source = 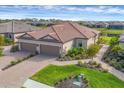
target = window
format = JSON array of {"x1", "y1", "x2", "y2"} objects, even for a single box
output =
[
  {"x1": 78, "y1": 42, "x2": 82, "y2": 47},
  {"x1": 9, "y1": 34, "x2": 12, "y2": 38}
]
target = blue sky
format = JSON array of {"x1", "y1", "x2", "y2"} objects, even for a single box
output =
[{"x1": 0, "y1": 5, "x2": 124, "y2": 21}]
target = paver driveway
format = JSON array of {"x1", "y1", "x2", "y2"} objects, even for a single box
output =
[
  {"x1": 0, "y1": 55, "x2": 56, "y2": 88},
  {"x1": 0, "y1": 46, "x2": 30, "y2": 69}
]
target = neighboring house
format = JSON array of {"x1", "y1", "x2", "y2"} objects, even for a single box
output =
[
  {"x1": 17, "y1": 22, "x2": 99, "y2": 56},
  {"x1": 119, "y1": 34, "x2": 124, "y2": 49},
  {"x1": 31, "y1": 21, "x2": 54, "y2": 26},
  {"x1": 95, "y1": 22, "x2": 109, "y2": 28},
  {"x1": 108, "y1": 22, "x2": 124, "y2": 29},
  {"x1": 0, "y1": 21, "x2": 38, "y2": 41},
  {"x1": 82, "y1": 21, "x2": 97, "y2": 28}
]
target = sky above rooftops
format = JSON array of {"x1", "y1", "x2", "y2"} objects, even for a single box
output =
[{"x1": 0, "y1": 5, "x2": 124, "y2": 21}]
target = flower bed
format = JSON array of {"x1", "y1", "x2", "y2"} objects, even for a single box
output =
[
  {"x1": 103, "y1": 44, "x2": 124, "y2": 73},
  {"x1": 55, "y1": 75, "x2": 89, "y2": 88},
  {"x1": 57, "y1": 44, "x2": 101, "y2": 61},
  {"x1": 77, "y1": 60, "x2": 108, "y2": 73}
]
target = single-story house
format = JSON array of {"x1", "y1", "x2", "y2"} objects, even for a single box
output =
[
  {"x1": 31, "y1": 21, "x2": 54, "y2": 26},
  {"x1": 17, "y1": 22, "x2": 100, "y2": 56},
  {"x1": 119, "y1": 34, "x2": 124, "y2": 49},
  {"x1": 108, "y1": 22, "x2": 124, "y2": 29},
  {"x1": 94, "y1": 22, "x2": 109, "y2": 28},
  {"x1": 0, "y1": 21, "x2": 38, "y2": 41}
]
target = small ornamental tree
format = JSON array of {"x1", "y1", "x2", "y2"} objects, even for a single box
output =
[{"x1": 87, "y1": 44, "x2": 100, "y2": 60}]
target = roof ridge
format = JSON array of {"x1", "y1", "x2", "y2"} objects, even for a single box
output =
[
  {"x1": 68, "y1": 22, "x2": 88, "y2": 38},
  {"x1": 51, "y1": 26, "x2": 63, "y2": 43}
]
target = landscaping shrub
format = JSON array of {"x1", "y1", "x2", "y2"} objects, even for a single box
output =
[
  {"x1": 67, "y1": 48, "x2": 79, "y2": 57},
  {"x1": 4, "y1": 37, "x2": 13, "y2": 45},
  {"x1": 77, "y1": 60, "x2": 83, "y2": 67},
  {"x1": 0, "y1": 48, "x2": 4, "y2": 56},
  {"x1": 0, "y1": 35, "x2": 4, "y2": 46},
  {"x1": 75, "y1": 55, "x2": 82, "y2": 60},
  {"x1": 10, "y1": 61, "x2": 17, "y2": 65},
  {"x1": 87, "y1": 44, "x2": 101, "y2": 59},
  {"x1": 111, "y1": 45, "x2": 122, "y2": 52},
  {"x1": 58, "y1": 44, "x2": 101, "y2": 61},
  {"x1": 103, "y1": 44, "x2": 124, "y2": 72},
  {"x1": 0, "y1": 35, "x2": 14, "y2": 46},
  {"x1": 92, "y1": 61, "x2": 98, "y2": 65},
  {"x1": 102, "y1": 69, "x2": 108, "y2": 73},
  {"x1": 97, "y1": 36, "x2": 118, "y2": 45},
  {"x1": 95, "y1": 63, "x2": 101, "y2": 68}
]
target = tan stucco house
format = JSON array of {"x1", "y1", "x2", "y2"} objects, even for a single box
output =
[{"x1": 17, "y1": 22, "x2": 99, "y2": 56}]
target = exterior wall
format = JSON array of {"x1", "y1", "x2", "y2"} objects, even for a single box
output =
[
  {"x1": 87, "y1": 37, "x2": 95, "y2": 47},
  {"x1": 62, "y1": 37, "x2": 96, "y2": 54},
  {"x1": 62, "y1": 40, "x2": 74, "y2": 53}
]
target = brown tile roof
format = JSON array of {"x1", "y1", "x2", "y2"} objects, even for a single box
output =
[
  {"x1": 24, "y1": 22, "x2": 98, "y2": 43},
  {"x1": 0, "y1": 21, "x2": 38, "y2": 34}
]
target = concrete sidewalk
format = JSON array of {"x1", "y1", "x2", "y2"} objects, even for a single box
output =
[{"x1": 23, "y1": 79, "x2": 53, "y2": 88}]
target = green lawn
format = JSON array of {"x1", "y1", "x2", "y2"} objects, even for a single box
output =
[
  {"x1": 31, "y1": 65, "x2": 124, "y2": 88},
  {"x1": 94, "y1": 28, "x2": 124, "y2": 35},
  {"x1": 97, "y1": 36, "x2": 118, "y2": 45}
]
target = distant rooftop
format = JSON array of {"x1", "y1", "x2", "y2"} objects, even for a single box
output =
[{"x1": 0, "y1": 21, "x2": 39, "y2": 34}]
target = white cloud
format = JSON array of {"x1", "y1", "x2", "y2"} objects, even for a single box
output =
[
  {"x1": 106, "y1": 7, "x2": 124, "y2": 14},
  {"x1": 64, "y1": 6, "x2": 124, "y2": 14},
  {"x1": 42, "y1": 5, "x2": 55, "y2": 9}
]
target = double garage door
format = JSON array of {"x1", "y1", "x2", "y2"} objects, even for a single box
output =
[{"x1": 20, "y1": 43, "x2": 60, "y2": 56}]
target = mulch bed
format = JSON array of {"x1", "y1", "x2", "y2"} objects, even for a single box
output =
[{"x1": 55, "y1": 76, "x2": 88, "y2": 88}]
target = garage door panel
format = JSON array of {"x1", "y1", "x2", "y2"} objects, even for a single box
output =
[
  {"x1": 40, "y1": 45, "x2": 60, "y2": 56},
  {"x1": 20, "y1": 43, "x2": 37, "y2": 53}
]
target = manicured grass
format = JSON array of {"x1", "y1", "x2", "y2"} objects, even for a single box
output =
[
  {"x1": 98, "y1": 36, "x2": 118, "y2": 45},
  {"x1": 31, "y1": 65, "x2": 124, "y2": 88},
  {"x1": 94, "y1": 28, "x2": 124, "y2": 35}
]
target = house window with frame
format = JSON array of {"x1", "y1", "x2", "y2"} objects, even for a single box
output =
[
  {"x1": 78, "y1": 42, "x2": 82, "y2": 47},
  {"x1": 9, "y1": 34, "x2": 12, "y2": 39}
]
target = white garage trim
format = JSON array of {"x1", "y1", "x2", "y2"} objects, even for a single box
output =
[{"x1": 18, "y1": 39, "x2": 63, "y2": 47}]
